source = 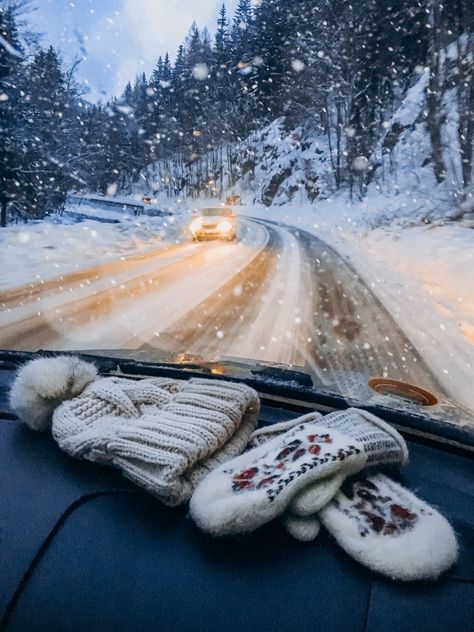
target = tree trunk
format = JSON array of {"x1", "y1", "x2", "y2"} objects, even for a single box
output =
[
  {"x1": 0, "y1": 199, "x2": 7, "y2": 227},
  {"x1": 426, "y1": 2, "x2": 447, "y2": 184},
  {"x1": 459, "y1": 37, "x2": 474, "y2": 188},
  {"x1": 335, "y1": 97, "x2": 345, "y2": 188}
]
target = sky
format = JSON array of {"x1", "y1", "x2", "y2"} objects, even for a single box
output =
[{"x1": 26, "y1": 0, "x2": 239, "y2": 101}]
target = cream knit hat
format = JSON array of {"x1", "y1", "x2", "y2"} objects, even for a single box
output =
[{"x1": 10, "y1": 356, "x2": 260, "y2": 506}]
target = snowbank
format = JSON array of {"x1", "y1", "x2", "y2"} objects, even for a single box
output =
[
  {"x1": 0, "y1": 213, "x2": 183, "y2": 292},
  {"x1": 335, "y1": 222, "x2": 474, "y2": 413}
]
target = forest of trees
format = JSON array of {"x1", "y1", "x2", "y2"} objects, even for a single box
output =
[{"x1": 0, "y1": 0, "x2": 473, "y2": 224}]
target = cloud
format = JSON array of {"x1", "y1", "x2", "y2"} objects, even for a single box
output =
[
  {"x1": 27, "y1": 0, "x2": 238, "y2": 100},
  {"x1": 113, "y1": 0, "x2": 238, "y2": 92},
  {"x1": 123, "y1": 0, "x2": 237, "y2": 59}
]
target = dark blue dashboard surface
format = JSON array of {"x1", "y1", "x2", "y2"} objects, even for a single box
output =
[{"x1": 0, "y1": 360, "x2": 473, "y2": 632}]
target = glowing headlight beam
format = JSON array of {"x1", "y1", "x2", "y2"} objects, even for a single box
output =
[
  {"x1": 218, "y1": 220, "x2": 232, "y2": 232},
  {"x1": 190, "y1": 218, "x2": 202, "y2": 232}
]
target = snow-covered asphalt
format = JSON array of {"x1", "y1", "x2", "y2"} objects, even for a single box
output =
[{"x1": 0, "y1": 217, "x2": 442, "y2": 398}]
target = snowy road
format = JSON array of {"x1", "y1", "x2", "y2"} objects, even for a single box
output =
[{"x1": 0, "y1": 217, "x2": 442, "y2": 398}]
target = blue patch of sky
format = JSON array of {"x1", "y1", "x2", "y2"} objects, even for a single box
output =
[{"x1": 27, "y1": 0, "x2": 238, "y2": 102}]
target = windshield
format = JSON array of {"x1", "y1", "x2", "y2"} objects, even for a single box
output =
[
  {"x1": 199, "y1": 208, "x2": 234, "y2": 216},
  {"x1": 0, "y1": 0, "x2": 473, "y2": 429}
]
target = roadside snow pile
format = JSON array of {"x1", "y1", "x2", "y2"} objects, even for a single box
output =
[
  {"x1": 0, "y1": 214, "x2": 182, "y2": 292},
  {"x1": 238, "y1": 187, "x2": 454, "y2": 232},
  {"x1": 337, "y1": 223, "x2": 474, "y2": 413}
]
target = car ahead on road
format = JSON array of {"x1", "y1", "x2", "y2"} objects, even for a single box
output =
[{"x1": 189, "y1": 207, "x2": 237, "y2": 241}]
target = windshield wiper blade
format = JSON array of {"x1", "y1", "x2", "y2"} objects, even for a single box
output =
[
  {"x1": 0, "y1": 348, "x2": 316, "y2": 388},
  {"x1": 249, "y1": 364, "x2": 314, "y2": 388}
]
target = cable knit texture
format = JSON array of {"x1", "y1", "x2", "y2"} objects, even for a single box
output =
[{"x1": 50, "y1": 374, "x2": 260, "y2": 506}]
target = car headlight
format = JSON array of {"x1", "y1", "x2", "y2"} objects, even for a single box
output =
[
  {"x1": 218, "y1": 219, "x2": 233, "y2": 232},
  {"x1": 190, "y1": 218, "x2": 202, "y2": 232}
]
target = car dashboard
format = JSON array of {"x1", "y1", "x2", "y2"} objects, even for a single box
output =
[{"x1": 0, "y1": 352, "x2": 473, "y2": 632}]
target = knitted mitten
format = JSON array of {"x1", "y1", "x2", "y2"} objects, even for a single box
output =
[
  {"x1": 247, "y1": 416, "x2": 458, "y2": 581},
  {"x1": 246, "y1": 413, "x2": 324, "y2": 447},
  {"x1": 248, "y1": 414, "x2": 334, "y2": 539},
  {"x1": 288, "y1": 410, "x2": 409, "y2": 517},
  {"x1": 283, "y1": 512, "x2": 321, "y2": 542},
  {"x1": 248, "y1": 415, "x2": 346, "y2": 517},
  {"x1": 317, "y1": 473, "x2": 458, "y2": 581},
  {"x1": 189, "y1": 408, "x2": 407, "y2": 536}
]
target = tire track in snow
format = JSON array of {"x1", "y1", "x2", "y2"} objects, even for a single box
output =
[
  {"x1": 292, "y1": 226, "x2": 444, "y2": 397},
  {"x1": 0, "y1": 213, "x2": 448, "y2": 406},
  {"x1": 157, "y1": 222, "x2": 283, "y2": 358},
  {"x1": 158, "y1": 221, "x2": 315, "y2": 367},
  {"x1": 0, "y1": 220, "x2": 268, "y2": 351}
]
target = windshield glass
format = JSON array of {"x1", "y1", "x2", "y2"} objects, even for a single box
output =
[
  {"x1": 0, "y1": 0, "x2": 473, "y2": 429},
  {"x1": 199, "y1": 208, "x2": 233, "y2": 216}
]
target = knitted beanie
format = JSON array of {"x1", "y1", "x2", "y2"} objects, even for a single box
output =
[{"x1": 10, "y1": 356, "x2": 260, "y2": 506}]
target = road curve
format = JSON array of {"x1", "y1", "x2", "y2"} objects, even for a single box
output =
[{"x1": 0, "y1": 216, "x2": 443, "y2": 400}]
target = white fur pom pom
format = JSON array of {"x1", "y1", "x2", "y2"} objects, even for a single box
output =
[{"x1": 10, "y1": 356, "x2": 98, "y2": 431}]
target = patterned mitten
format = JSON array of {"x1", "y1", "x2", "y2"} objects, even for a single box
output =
[
  {"x1": 283, "y1": 512, "x2": 321, "y2": 542},
  {"x1": 318, "y1": 473, "x2": 458, "y2": 581},
  {"x1": 189, "y1": 408, "x2": 408, "y2": 536},
  {"x1": 248, "y1": 414, "x2": 333, "y2": 541}
]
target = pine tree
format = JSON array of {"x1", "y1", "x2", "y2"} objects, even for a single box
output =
[
  {"x1": 232, "y1": 0, "x2": 253, "y2": 40},
  {"x1": 0, "y1": 5, "x2": 24, "y2": 225},
  {"x1": 179, "y1": 24, "x2": 213, "y2": 156},
  {"x1": 20, "y1": 48, "x2": 71, "y2": 214},
  {"x1": 215, "y1": 4, "x2": 229, "y2": 62},
  {"x1": 79, "y1": 104, "x2": 114, "y2": 193},
  {"x1": 250, "y1": 0, "x2": 292, "y2": 120},
  {"x1": 122, "y1": 81, "x2": 133, "y2": 106}
]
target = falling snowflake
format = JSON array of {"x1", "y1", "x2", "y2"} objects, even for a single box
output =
[
  {"x1": 192, "y1": 63, "x2": 209, "y2": 80},
  {"x1": 352, "y1": 156, "x2": 369, "y2": 172},
  {"x1": 291, "y1": 59, "x2": 305, "y2": 72}
]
